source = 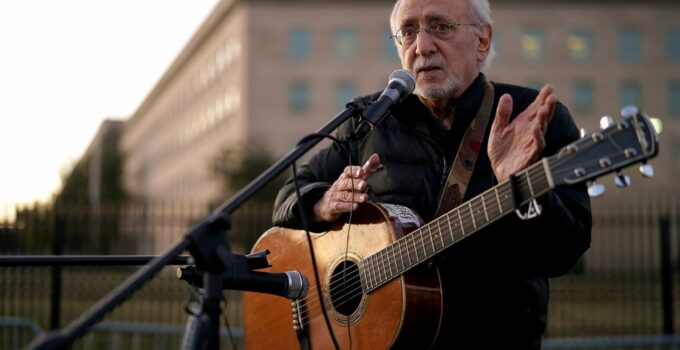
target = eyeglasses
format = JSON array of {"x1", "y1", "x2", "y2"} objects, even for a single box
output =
[{"x1": 390, "y1": 22, "x2": 478, "y2": 47}]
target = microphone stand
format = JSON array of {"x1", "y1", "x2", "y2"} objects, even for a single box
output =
[{"x1": 27, "y1": 102, "x2": 363, "y2": 350}]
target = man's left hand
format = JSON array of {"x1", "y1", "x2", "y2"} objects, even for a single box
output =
[{"x1": 488, "y1": 84, "x2": 557, "y2": 183}]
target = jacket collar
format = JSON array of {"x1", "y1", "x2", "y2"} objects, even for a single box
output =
[{"x1": 391, "y1": 73, "x2": 488, "y2": 135}]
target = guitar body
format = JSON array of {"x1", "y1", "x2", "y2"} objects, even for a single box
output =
[{"x1": 243, "y1": 203, "x2": 442, "y2": 349}]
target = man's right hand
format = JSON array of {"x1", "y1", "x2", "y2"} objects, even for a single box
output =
[{"x1": 313, "y1": 153, "x2": 382, "y2": 222}]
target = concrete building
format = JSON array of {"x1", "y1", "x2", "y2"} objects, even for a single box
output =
[{"x1": 120, "y1": 0, "x2": 680, "y2": 212}]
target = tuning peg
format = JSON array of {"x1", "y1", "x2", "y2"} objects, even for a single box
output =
[
  {"x1": 620, "y1": 105, "x2": 639, "y2": 119},
  {"x1": 600, "y1": 116, "x2": 615, "y2": 129},
  {"x1": 587, "y1": 180, "x2": 605, "y2": 197},
  {"x1": 639, "y1": 162, "x2": 654, "y2": 178},
  {"x1": 614, "y1": 171, "x2": 631, "y2": 188},
  {"x1": 579, "y1": 128, "x2": 588, "y2": 138}
]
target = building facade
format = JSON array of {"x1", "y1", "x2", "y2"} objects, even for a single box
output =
[{"x1": 120, "y1": 0, "x2": 680, "y2": 213}]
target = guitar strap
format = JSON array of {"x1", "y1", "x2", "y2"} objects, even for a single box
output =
[{"x1": 435, "y1": 81, "x2": 495, "y2": 217}]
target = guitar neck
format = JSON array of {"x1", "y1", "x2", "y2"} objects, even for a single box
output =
[{"x1": 360, "y1": 158, "x2": 555, "y2": 293}]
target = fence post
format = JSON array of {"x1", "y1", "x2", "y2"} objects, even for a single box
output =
[
  {"x1": 660, "y1": 214, "x2": 673, "y2": 334},
  {"x1": 50, "y1": 213, "x2": 65, "y2": 330}
]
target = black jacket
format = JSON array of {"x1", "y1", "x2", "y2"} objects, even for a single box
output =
[{"x1": 273, "y1": 74, "x2": 592, "y2": 349}]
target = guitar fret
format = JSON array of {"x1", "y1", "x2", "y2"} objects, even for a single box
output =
[
  {"x1": 389, "y1": 246, "x2": 396, "y2": 277},
  {"x1": 494, "y1": 187, "x2": 503, "y2": 214},
  {"x1": 366, "y1": 257, "x2": 374, "y2": 290},
  {"x1": 481, "y1": 193, "x2": 489, "y2": 222},
  {"x1": 385, "y1": 246, "x2": 392, "y2": 279},
  {"x1": 458, "y1": 209, "x2": 465, "y2": 236},
  {"x1": 378, "y1": 250, "x2": 386, "y2": 284},
  {"x1": 429, "y1": 226, "x2": 437, "y2": 253},
  {"x1": 447, "y1": 213, "x2": 455, "y2": 244},
  {"x1": 397, "y1": 241, "x2": 405, "y2": 273},
  {"x1": 438, "y1": 218, "x2": 446, "y2": 248},
  {"x1": 469, "y1": 202, "x2": 476, "y2": 229},
  {"x1": 525, "y1": 171, "x2": 535, "y2": 197},
  {"x1": 419, "y1": 230, "x2": 428, "y2": 258},
  {"x1": 405, "y1": 236, "x2": 414, "y2": 267}
]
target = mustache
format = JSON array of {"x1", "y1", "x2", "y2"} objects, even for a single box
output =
[{"x1": 412, "y1": 55, "x2": 447, "y2": 73}]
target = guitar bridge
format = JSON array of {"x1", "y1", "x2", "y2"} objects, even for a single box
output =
[{"x1": 291, "y1": 299, "x2": 307, "y2": 332}]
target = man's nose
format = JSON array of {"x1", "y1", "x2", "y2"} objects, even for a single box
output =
[{"x1": 415, "y1": 29, "x2": 438, "y2": 56}]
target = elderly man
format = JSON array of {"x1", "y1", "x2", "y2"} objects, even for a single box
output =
[{"x1": 273, "y1": 0, "x2": 592, "y2": 348}]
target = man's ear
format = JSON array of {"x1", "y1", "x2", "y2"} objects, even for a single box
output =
[{"x1": 477, "y1": 24, "x2": 492, "y2": 62}]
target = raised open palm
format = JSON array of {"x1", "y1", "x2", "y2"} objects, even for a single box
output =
[{"x1": 488, "y1": 84, "x2": 557, "y2": 183}]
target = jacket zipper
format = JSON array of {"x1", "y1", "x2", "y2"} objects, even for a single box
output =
[{"x1": 406, "y1": 127, "x2": 450, "y2": 207}]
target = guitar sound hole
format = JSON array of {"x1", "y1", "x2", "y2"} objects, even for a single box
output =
[{"x1": 329, "y1": 261, "x2": 362, "y2": 317}]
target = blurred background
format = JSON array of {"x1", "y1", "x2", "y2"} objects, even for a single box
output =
[{"x1": 1, "y1": 0, "x2": 679, "y2": 348}]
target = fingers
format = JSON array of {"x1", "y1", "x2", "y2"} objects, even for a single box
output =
[
  {"x1": 363, "y1": 153, "x2": 382, "y2": 176},
  {"x1": 492, "y1": 93, "x2": 513, "y2": 131},
  {"x1": 340, "y1": 153, "x2": 382, "y2": 180},
  {"x1": 535, "y1": 84, "x2": 553, "y2": 106},
  {"x1": 315, "y1": 154, "x2": 382, "y2": 222}
]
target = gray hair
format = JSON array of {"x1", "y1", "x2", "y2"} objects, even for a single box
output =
[{"x1": 390, "y1": 0, "x2": 496, "y2": 71}]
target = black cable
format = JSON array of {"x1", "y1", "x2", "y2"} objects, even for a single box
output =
[
  {"x1": 291, "y1": 129, "x2": 363, "y2": 350},
  {"x1": 293, "y1": 160, "x2": 341, "y2": 350}
]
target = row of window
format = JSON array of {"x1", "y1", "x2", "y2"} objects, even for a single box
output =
[
  {"x1": 571, "y1": 81, "x2": 680, "y2": 115},
  {"x1": 517, "y1": 29, "x2": 680, "y2": 63},
  {"x1": 289, "y1": 81, "x2": 680, "y2": 116},
  {"x1": 288, "y1": 28, "x2": 680, "y2": 63},
  {"x1": 290, "y1": 28, "x2": 398, "y2": 61}
]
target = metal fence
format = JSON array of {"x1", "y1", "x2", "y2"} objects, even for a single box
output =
[{"x1": 1, "y1": 197, "x2": 679, "y2": 349}]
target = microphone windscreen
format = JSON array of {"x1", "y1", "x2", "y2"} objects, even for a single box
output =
[{"x1": 389, "y1": 69, "x2": 416, "y2": 94}]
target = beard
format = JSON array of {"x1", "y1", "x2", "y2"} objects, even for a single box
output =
[{"x1": 411, "y1": 55, "x2": 461, "y2": 99}]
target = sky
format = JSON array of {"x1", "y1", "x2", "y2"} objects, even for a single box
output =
[{"x1": 0, "y1": 0, "x2": 220, "y2": 215}]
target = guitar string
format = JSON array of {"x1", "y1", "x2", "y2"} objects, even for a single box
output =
[{"x1": 252, "y1": 150, "x2": 612, "y2": 329}]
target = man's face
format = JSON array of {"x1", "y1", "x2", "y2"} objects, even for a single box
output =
[{"x1": 393, "y1": 0, "x2": 489, "y2": 100}]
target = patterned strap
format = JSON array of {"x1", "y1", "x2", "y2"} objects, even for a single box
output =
[{"x1": 435, "y1": 81, "x2": 495, "y2": 217}]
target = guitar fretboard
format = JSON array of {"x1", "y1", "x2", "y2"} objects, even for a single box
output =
[{"x1": 358, "y1": 158, "x2": 554, "y2": 293}]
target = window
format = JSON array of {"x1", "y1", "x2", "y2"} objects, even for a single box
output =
[
  {"x1": 335, "y1": 82, "x2": 356, "y2": 110},
  {"x1": 666, "y1": 29, "x2": 680, "y2": 62},
  {"x1": 572, "y1": 82, "x2": 594, "y2": 112},
  {"x1": 619, "y1": 81, "x2": 642, "y2": 108},
  {"x1": 618, "y1": 29, "x2": 641, "y2": 63},
  {"x1": 289, "y1": 28, "x2": 311, "y2": 60},
  {"x1": 669, "y1": 81, "x2": 680, "y2": 116},
  {"x1": 568, "y1": 30, "x2": 593, "y2": 62},
  {"x1": 521, "y1": 30, "x2": 546, "y2": 62},
  {"x1": 289, "y1": 81, "x2": 310, "y2": 113},
  {"x1": 334, "y1": 29, "x2": 358, "y2": 59},
  {"x1": 383, "y1": 30, "x2": 399, "y2": 60}
]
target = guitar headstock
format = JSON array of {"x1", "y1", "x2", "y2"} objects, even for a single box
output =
[{"x1": 550, "y1": 106, "x2": 659, "y2": 195}]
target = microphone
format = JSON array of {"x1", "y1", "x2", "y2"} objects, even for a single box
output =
[
  {"x1": 177, "y1": 266, "x2": 309, "y2": 300},
  {"x1": 359, "y1": 69, "x2": 416, "y2": 129}
]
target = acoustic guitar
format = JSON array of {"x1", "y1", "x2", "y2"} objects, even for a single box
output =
[{"x1": 242, "y1": 108, "x2": 658, "y2": 349}]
